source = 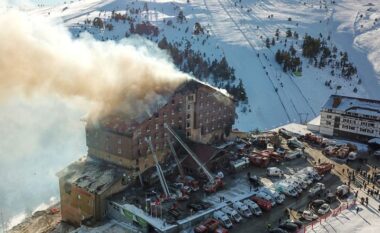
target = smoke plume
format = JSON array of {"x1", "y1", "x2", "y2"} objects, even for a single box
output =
[{"x1": 0, "y1": 8, "x2": 189, "y2": 119}]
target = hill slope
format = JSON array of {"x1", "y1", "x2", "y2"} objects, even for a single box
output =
[{"x1": 30, "y1": 0, "x2": 380, "y2": 130}]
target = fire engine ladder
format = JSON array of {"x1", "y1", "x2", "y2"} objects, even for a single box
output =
[
  {"x1": 164, "y1": 123, "x2": 215, "y2": 184},
  {"x1": 167, "y1": 137, "x2": 185, "y2": 177},
  {"x1": 145, "y1": 137, "x2": 171, "y2": 197}
]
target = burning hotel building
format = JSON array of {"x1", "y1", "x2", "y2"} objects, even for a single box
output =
[{"x1": 57, "y1": 79, "x2": 235, "y2": 226}]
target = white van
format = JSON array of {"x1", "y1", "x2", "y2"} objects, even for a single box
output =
[
  {"x1": 274, "y1": 182, "x2": 298, "y2": 197},
  {"x1": 212, "y1": 210, "x2": 233, "y2": 228},
  {"x1": 267, "y1": 167, "x2": 284, "y2": 177},
  {"x1": 232, "y1": 201, "x2": 252, "y2": 218},
  {"x1": 242, "y1": 199, "x2": 262, "y2": 216},
  {"x1": 221, "y1": 206, "x2": 242, "y2": 223},
  {"x1": 259, "y1": 187, "x2": 285, "y2": 204}
]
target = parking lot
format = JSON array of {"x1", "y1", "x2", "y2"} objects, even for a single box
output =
[{"x1": 221, "y1": 141, "x2": 345, "y2": 233}]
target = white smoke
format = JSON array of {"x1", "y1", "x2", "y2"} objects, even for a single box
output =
[{"x1": 0, "y1": 8, "x2": 189, "y2": 119}]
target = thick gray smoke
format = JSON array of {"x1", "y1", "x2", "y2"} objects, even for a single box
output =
[
  {"x1": 0, "y1": 5, "x2": 189, "y2": 228},
  {"x1": 0, "y1": 9, "x2": 189, "y2": 119}
]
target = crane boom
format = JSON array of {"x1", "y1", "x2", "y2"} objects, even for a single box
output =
[
  {"x1": 167, "y1": 137, "x2": 185, "y2": 177},
  {"x1": 145, "y1": 137, "x2": 171, "y2": 197},
  {"x1": 164, "y1": 123, "x2": 214, "y2": 183}
]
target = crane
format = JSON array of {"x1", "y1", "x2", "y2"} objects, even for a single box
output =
[
  {"x1": 163, "y1": 123, "x2": 223, "y2": 193},
  {"x1": 167, "y1": 137, "x2": 185, "y2": 177},
  {"x1": 145, "y1": 137, "x2": 171, "y2": 198}
]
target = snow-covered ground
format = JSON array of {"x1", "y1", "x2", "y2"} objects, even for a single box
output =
[
  {"x1": 2, "y1": 0, "x2": 380, "y2": 230},
  {"x1": 311, "y1": 189, "x2": 380, "y2": 233},
  {"x1": 27, "y1": 0, "x2": 380, "y2": 131}
]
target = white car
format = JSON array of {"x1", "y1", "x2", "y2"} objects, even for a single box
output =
[
  {"x1": 302, "y1": 210, "x2": 318, "y2": 221},
  {"x1": 267, "y1": 167, "x2": 284, "y2": 177},
  {"x1": 317, "y1": 203, "x2": 330, "y2": 215}
]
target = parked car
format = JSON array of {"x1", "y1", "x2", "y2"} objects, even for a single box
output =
[
  {"x1": 308, "y1": 183, "x2": 325, "y2": 197},
  {"x1": 247, "y1": 172, "x2": 263, "y2": 187},
  {"x1": 295, "y1": 173, "x2": 313, "y2": 185},
  {"x1": 221, "y1": 206, "x2": 242, "y2": 223},
  {"x1": 373, "y1": 150, "x2": 380, "y2": 158},
  {"x1": 276, "y1": 147, "x2": 287, "y2": 156},
  {"x1": 317, "y1": 203, "x2": 330, "y2": 215},
  {"x1": 287, "y1": 137, "x2": 305, "y2": 149},
  {"x1": 274, "y1": 182, "x2": 298, "y2": 197},
  {"x1": 242, "y1": 199, "x2": 262, "y2": 215},
  {"x1": 259, "y1": 187, "x2": 285, "y2": 204},
  {"x1": 269, "y1": 228, "x2": 288, "y2": 233},
  {"x1": 232, "y1": 201, "x2": 252, "y2": 218},
  {"x1": 187, "y1": 203, "x2": 203, "y2": 211},
  {"x1": 279, "y1": 221, "x2": 299, "y2": 232},
  {"x1": 325, "y1": 192, "x2": 337, "y2": 203},
  {"x1": 336, "y1": 185, "x2": 350, "y2": 198},
  {"x1": 285, "y1": 149, "x2": 303, "y2": 160},
  {"x1": 310, "y1": 199, "x2": 326, "y2": 210},
  {"x1": 267, "y1": 167, "x2": 284, "y2": 177},
  {"x1": 213, "y1": 210, "x2": 233, "y2": 229},
  {"x1": 302, "y1": 210, "x2": 318, "y2": 221}
]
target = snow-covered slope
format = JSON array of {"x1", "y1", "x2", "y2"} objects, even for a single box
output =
[{"x1": 28, "y1": 0, "x2": 380, "y2": 131}]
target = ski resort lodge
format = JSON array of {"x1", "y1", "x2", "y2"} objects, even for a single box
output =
[
  {"x1": 57, "y1": 79, "x2": 235, "y2": 226},
  {"x1": 319, "y1": 95, "x2": 380, "y2": 141}
]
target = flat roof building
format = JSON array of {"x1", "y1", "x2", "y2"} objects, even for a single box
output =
[
  {"x1": 57, "y1": 156, "x2": 131, "y2": 226},
  {"x1": 319, "y1": 95, "x2": 380, "y2": 141}
]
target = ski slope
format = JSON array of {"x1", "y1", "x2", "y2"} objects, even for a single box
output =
[{"x1": 28, "y1": 0, "x2": 380, "y2": 131}]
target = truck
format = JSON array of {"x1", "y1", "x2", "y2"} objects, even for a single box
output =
[
  {"x1": 221, "y1": 206, "x2": 242, "y2": 223},
  {"x1": 194, "y1": 218, "x2": 228, "y2": 233},
  {"x1": 232, "y1": 201, "x2": 252, "y2": 218},
  {"x1": 242, "y1": 199, "x2": 263, "y2": 215},
  {"x1": 251, "y1": 191, "x2": 276, "y2": 206},
  {"x1": 302, "y1": 133, "x2": 325, "y2": 147},
  {"x1": 212, "y1": 210, "x2": 233, "y2": 229},
  {"x1": 313, "y1": 163, "x2": 333, "y2": 175},
  {"x1": 230, "y1": 157, "x2": 250, "y2": 171},
  {"x1": 250, "y1": 195, "x2": 272, "y2": 211},
  {"x1": 248, "y1": 153, "x2": 270, "y2": 168}
]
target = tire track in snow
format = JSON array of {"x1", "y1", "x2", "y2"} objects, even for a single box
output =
[
  {"x1": 226, "y1": 0, "x2": 318, "y2": 118},
  {"x1": 208, "y1": 0, "x2": 292, "y2": 122}
]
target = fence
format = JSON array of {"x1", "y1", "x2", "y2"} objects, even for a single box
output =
[{"x1": 296, "y1": 200, "x2": 356, "y2": 233}]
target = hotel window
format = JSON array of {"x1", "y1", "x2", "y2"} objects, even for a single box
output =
[
  {"x1": 118, "y1": 138, "x2": 122, "y2": 144},
  {"x1": 326, "y1": 115, "x2": 332, "y2": 119},
  {"x1": 156, "y1": 124, "x2": 159, "y2": 130},
  {"x1": 118, "y1": 148, "x2": 122, "y2": 154}
]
